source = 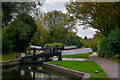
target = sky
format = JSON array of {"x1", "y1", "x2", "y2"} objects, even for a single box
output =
[{"x1": 41, "y1": 0, "x2": 97, "y2": 39}]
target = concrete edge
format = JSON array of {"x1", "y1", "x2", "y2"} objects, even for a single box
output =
[{"x1": 42, "y1": 62, "x2": 90, "y2": 79}]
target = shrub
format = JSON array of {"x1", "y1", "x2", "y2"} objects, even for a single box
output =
[
  {"x1": 76, "y1": 39, "x2": 83, "y2": 48},
  {"x1": 81, "y1": 39, "x2": 98, "y2": 51},
  {"x1": 2, "y1": 32, "x2": 13, "y2": 54},
  {"x1": 82, "y1": 42, "x2": 89, "y2": 48},
  {"x1": 89, "y1": 39, "x2": 98, "y2": 51},
  {"x1": 98, "y1": 36, "x2": 106, "y2": 57},
  {"x1": 98, "y1": 28, "x2": 120, "y2": 58}
]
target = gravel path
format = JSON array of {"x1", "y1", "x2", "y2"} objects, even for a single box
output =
[{"x1": 88, "y1": 53, "x2": 119, "y2": 79}]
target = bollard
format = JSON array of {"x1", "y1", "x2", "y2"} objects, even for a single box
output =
[{"x1": 58, "y1": 52, "x2": 62, "y2": 61}]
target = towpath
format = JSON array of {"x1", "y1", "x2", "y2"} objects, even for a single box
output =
[{"x1": 89, "y1": 53, "x2": 119, "y2": 79}]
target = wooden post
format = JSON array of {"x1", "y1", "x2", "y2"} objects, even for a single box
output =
[
  {"x1": 29, "y1": 50, "x2": 30, "y2": 54},
  {"x1": 46, "y1": 45, "x2": 49, "y2": 51},
  {"x1": 33, "y1": 48, "x2": 36, "y2": 55},
  {"x1": 53, "y1": 47, "x2": 55, "y2": 52},
  {"x1": 58, "y1": 52, "x2": 62, "y2": 61},
  {"x1": 33, "y1": 72, "x2": 35, "y2": 80}
]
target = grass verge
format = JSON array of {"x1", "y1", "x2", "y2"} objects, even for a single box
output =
[
  {"x1": 47, "y1": 61, "x2": 107, "y2": 78},
  {"x1": 112, "y1": 58, "x2": 120, "y2": 63},
  {"x1": 2, "y1": 50, "x2": 39, "y2": 62}
]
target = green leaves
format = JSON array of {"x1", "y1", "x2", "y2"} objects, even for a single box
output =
[
  {"x1": 98, "y1": 28, "x2": 120, "y2": 58},
  {"x1": 2, "y1": 31, "x2": 13, "y2": 54},
  {"x1": 66, "y1": 2, "x2": 120, "y2": 37},
  {"x1": 2, "y1": 2, "x2": 37, "y2": 26},
  {"x1": 5, "y1": 13, "x2": 37, "y2": 52}
]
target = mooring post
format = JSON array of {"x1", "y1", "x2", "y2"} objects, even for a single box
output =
[{"x1": 58, "y1": 52, "x2": 62, "y2": 61}]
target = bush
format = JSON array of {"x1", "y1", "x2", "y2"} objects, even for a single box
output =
[
  {"x1": 82, "y1": 42, "x2": 89, "y2": 48},
  {"x1": 76, "y1": 39, "x2": 83, "y2": 48},
  {"x1": 98, "y1": 36, "x2": 106, "y2": 57},
  {"x1": 89, "y1": 39, "x2": 98, "y2": 51},
  {"x1": 2, "y1": 32, "x2": 13, "y2": 54},
  {"x1": 98, "y1": 28, "x2": 120, "y2": 58}
]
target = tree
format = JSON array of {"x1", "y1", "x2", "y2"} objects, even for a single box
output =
[
  {"x1": 84, "y1": 36, "x2": 88, "y2": 40},
  {"x1": 31, "y1": 16, "x2": 49, "y2": 46},
  {"x1": 93, "y1": 31, "x2": 102, "y2": 40},
  {"x1": 66, "y1": 2, "x2": 120, "y2": 36},
  {"x1": 6, "y1": 13, "x2": 37, "y2": 52},
  {"x1": 2, "y1": 2, "x2": 42, "y2": 26},
  {"x1": 98, "y1": 28, "x2": 120, "y2": 58},
  {"x1": 43, "y1": 10, "x2": 76, "y2": 43}
]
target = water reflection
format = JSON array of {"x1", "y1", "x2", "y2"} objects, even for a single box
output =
[{"x1": 2, "y1": 64, "x2": 71, "y2": 80}]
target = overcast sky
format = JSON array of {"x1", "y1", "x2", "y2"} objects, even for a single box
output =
[{"x1": 41, "y1": 1, "x2": 97, "y2": 39}]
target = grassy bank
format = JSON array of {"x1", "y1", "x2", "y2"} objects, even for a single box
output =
[
  {"x1": 2, "y1": 52, "x2": 21, "y2": 62},
  {"x1": 2, "y1": 50, "x2": 39, "y2": 62},
  {"x1": 48, "y1": 61, "x2": 107, "y2": 78},
  {"x1": 48, "y1": 52, "x2": 107, "y2": 78}
]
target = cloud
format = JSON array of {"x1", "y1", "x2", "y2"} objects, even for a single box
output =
[
  {"x1": 45, "y1": 0, "x2": 69, "y2": 3},
  {"x1": 43, "y1": 0, "x2": 67, "y2": 12},
  {"x1": 62, "y1": 10, "x2": 67, "y2": 13},
  {"x1": 76, "y1": 25, "x2": 97, "y2": 39}
]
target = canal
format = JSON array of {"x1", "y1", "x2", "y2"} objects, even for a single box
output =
[{"x1": 2, "y1": 64, "x2": 82, "y2": 80}]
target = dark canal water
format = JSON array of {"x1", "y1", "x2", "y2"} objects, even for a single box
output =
[{"x1": 2, "y1": 64, "x2": 76, "y2": 80}]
